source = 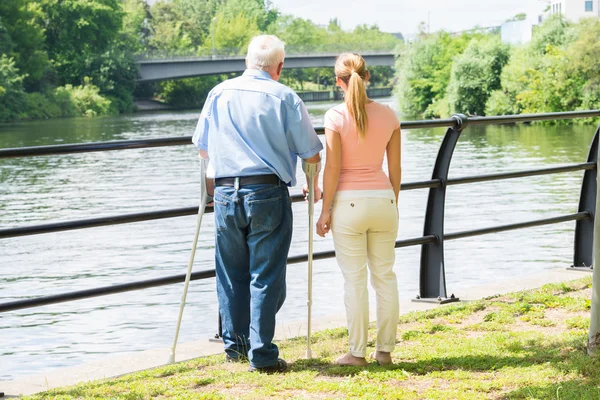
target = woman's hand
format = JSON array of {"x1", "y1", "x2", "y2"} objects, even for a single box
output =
[{"x1": 316, "y1": 211, "x2": 331, "y2": 237}]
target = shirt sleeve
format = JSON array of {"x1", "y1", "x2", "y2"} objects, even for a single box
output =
[
  {"x1": 285, "y1": 100, "x2": 323, "y2": 159},
  {"x1": 323, "y1": 108, "x2": 342, "y2": 133},
  {"x1": 192, "y1": 90, "x2": 216, "y2": 151},
  {"x1": 387, "y1": 105, "x2": 400, "y2": 130}
]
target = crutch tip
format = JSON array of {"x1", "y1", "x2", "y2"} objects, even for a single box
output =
[{"x1": 168, "y1": 352, "x2": 175, "y2": 364}]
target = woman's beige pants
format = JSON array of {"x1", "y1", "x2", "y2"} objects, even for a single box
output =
[{"x1": 332, "y1": 196, "x2": 399, "y2": 357}]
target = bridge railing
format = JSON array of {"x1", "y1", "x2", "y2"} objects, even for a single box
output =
[
  {"x1": 135, "y1": 47, "x2": 398, "y2": 62},
  {"x1": 0, "y1": 110, "x2": 597, "y2": 317}
]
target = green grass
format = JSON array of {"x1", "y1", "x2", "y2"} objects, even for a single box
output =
[{"x1": 25, "y1": 277, "x2": 600, "y2": 400}]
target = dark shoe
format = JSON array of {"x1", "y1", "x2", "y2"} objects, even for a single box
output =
[{"x1": 248, "y1": 358, "x2": 288, "y2": 373}]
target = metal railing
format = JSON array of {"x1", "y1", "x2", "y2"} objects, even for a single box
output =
[
  {"x1": 135, "y1": 47, "x2": 398, "y2": 62},
  {"x1": 0, "y1": 110, "x2": 597, "y2": 317}
]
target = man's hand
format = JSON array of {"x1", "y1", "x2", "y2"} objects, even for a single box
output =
[{"x1": 302, "y1": 184, "x2": 322, "y2": 203}]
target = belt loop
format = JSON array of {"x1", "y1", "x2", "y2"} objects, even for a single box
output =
[{"x1": 234, "y1": 177, "x2": 240, "y2": 191}]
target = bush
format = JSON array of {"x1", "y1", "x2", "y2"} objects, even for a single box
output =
[
  {"x1": 57, "y1": 79, "x2": 114, "y2": 117},
  {"x1": 424, "y1": 97, "x2": 450, "y2": 119},
  {"x1": 158, "y1": 76, "x2": 220, "y2": 108},
  {"x1": 24, "y1": 92, "x2": 62, "y2": 119},
  {"x1": 52, "y1": 86, "x2": 77, "y2": 117},
  {"x1": 485, "y1": 90, "x2": 515, "y2": 116}
]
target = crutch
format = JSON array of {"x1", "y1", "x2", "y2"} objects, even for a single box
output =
[
  {"x1": 169, "y1": 157, "x2": 210, "y2": 364},
  {"x1": 302, "y1": 160, "x2": 321, "y2": 359}
]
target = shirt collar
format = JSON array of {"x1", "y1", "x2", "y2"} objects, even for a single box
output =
[{"x1": 243, "y1": 69, "x2": 273, "y2": 80}]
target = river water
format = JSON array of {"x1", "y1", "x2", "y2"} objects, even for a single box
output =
[{"x1": 0, "y1": 98, "x2": 596, "y2": 380}]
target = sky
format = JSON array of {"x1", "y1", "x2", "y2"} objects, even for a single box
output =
[{"x1": 269, "y1": 0, "x2": 547, "y2": 35}]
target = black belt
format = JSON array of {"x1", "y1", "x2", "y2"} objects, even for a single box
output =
[{"x1": 214, "y1": 174, "x2": 282, "y2": 187}]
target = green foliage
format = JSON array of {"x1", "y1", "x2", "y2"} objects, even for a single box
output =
[
  {"x1": 0, "y1": 17, "x2": 14, "y2": 56},
  {"x1": 212, "y1": 11, "x2": 260, "y2": 55},
  {"x1": 530, "y1": 15, "x2": 576, "y2": 55},
  {"x1": 39, "y1": 0, "x2": 124, "y2": 85},
  {"x1": 395, "y1": 32, "x2": 475, "y2": 116},
  {"x1": 20, "y1": 277, "x2": 600, "y2": 400},
  {"x1": 149, "y1": 0, "x2": 220, "y2": 52},
  {"x1": 0, "y1": 0, "x2": 50, "y2": 90},
  {"x1": 2, "y1": 0, "x2": 402, "y2": 121},
  {"x1": 148, "y1": 1, "x2": 193, "y2": 51},
  {"x1": 56, "y1": 78, "x2": 114, "y2": 117},
  {"x1": 25, "y1": 92, "x2": 63, "y2": 119},
  {"x1": 158, "y1": 76, "x2": 221, "y2": 108},
  {"x1": 399, "y1": 15, "x2": 600, "y2": 119},
  {"x1": 566, "y1": 316, "x2": 590, "y2": 330},
  {"x1": 446, "y1": 36, "x2": 509, "y2": 115},
  {"x1": 121, "y1": 0, "x2": 151, "y2": 53},
  {"x1": 0, "y1": 54, "x2": 28, "y2": 121},
  {"x1": 220, "y1": 0, "x2": 278, "y2": 32}
]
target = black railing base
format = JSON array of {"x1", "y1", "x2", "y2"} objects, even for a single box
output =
[
  {"x1": 209, "y1": 334, "x2": 222, "y2": 343},
  {"x1": 566, "y1": 265, "x2": 593, "y2": 273},
  {"x1": 412, "y1": 294, "x2": 460, "y2": 305}
]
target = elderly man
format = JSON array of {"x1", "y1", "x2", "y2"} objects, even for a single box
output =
[{"x1": 192, "y1": 35, "x2": 323, "y2": 373}]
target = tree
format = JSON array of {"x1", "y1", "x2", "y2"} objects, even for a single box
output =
[
  {"x1": 446, "y1": 36, "x2": 509, "y2": 115},
  {"x1": 395, "y1": 32, "x2": 475, "y2": 116},
  {"x1": 39, "y1": 0, "x2": 124, "y2": 85},
  {"x1": 0, "y1": 54, "x2": 28, "y2": 121},
  {"x1": 211, "y1": 11, "x2": 260, "y2": 55},
  {"x1": 148, "y1": 1, "x2": 193, "y2": 52},
  {"x1": 530, "y1": 14, "x2": 576, "y2": 54},
  {"x1": 220, "y1": 0, "x2": 278, "y2": 32},
  {"x1": 0, "y1": 0, "x2": 50, "y2": 90},
  {"x1": 567, "y1": 18, "x2": 600, "y2": 109},
  {"x1": 274, "y1": 16, "x2": 328, "y2": 53},
  {"x1": 0, "y1": 17, "x2": 14, "y2": 55},
  {"x1": 122, "y1": 0, "x2": 152, "y2": 53}
]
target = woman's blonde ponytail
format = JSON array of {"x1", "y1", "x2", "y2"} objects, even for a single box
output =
[{"x1": 334, "y1": 53, "x2": 369, "y2": 139}]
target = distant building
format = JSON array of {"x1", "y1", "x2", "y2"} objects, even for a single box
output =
[
  {"x1": 547, "y1": 0, "x2": 600, "y2": 21},
  {"x1": 501, "y1": 20, "x2": 535, "y2": 44}
]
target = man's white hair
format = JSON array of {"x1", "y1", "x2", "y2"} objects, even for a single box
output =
[{"x1": 246, "y1": 35, "x2": 285, "y2": 71}]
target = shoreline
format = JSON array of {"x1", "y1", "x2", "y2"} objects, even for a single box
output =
[{"x1": 2, "y1": 267, "x2": 590, "y2": 397}]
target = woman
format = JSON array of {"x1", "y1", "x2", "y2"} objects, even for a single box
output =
[{"x1": 316, "y1": 53, "x2": 401, "y2": 366}]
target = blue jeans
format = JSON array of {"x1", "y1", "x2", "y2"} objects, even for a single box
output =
[{"x1": 213, "y1": 182, "x2": 293, "y2": 368}]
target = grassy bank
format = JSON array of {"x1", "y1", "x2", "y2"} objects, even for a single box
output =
[{"x1": 25, "y1": 277, "x2": 599, "y2": 399}]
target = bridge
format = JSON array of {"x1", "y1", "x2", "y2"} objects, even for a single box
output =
[{"x1": 136, "y1": 51, "x2": 396, "y2": 82}]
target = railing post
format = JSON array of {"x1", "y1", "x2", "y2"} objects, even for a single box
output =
[
  {"x1": 210, "y1": 309, "x2": 223, "y2": 342},
  {"x1": 571, "y1": 126, "x2": 599, "y2": 271},
  {"x1": 415, "y1": 114, "x2": 467, "y2": 304}
]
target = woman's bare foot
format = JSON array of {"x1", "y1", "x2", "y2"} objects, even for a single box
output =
[
  {"x1": 369, "y1": 351, "x2": 392, "y2": 366},
  {"x1": 335, "y1": 352, "x2": 368, "y2": 366}
]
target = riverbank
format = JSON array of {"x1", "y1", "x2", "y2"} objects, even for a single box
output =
[
  {"x1": 132, "y1": 87, "x2": 394, "y2": 112},
  {"x1": 5, "y1": 269, "x2": 596, "y2": 398}
]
